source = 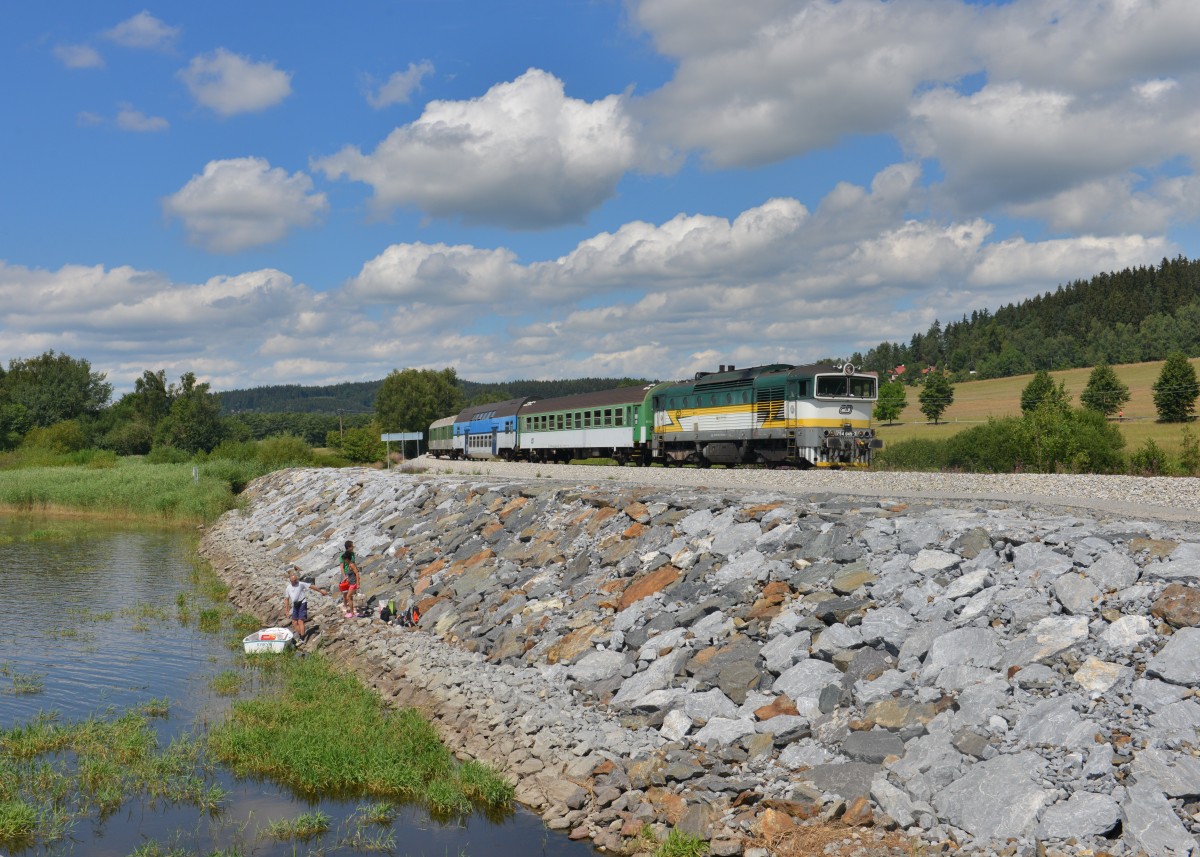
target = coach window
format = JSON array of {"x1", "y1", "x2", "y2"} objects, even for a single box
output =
[
  {"x1": 615, "y1": 408, "x2": 624, "y2": 426},
  {"x1": 554, "y1": 414, "x2": 561, "y2": 430},
  {"x1": 584, "y1": 411, "x2": 591, "y2": 427},
  {"x1": 601, "y1": 408, "x2": 610, "y2": 426}
]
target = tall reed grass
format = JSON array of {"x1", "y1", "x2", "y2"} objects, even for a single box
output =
[{"x1": 0, "y1": 460, "x2": 240, "y2": 524}]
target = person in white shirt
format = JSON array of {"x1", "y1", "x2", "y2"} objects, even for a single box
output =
[{"x1": 285, "y1": 568, "x2": 328, "y2": 643}]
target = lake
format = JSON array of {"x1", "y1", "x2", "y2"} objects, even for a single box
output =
[{"x1": 0, "y1": 515, "x2": 598, "y2": 857}]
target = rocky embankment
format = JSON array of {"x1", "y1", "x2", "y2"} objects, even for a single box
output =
[{"x1": 201, "y1": 468, "x2": 1200, "y2": 857}]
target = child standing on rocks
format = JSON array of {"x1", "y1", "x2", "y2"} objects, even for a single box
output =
[{"x1": 339, "y1": 540, "x2": 361, "y2": 617}]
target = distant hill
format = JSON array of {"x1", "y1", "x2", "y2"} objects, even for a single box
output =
[
  {"x1": 854, "y1": 255, "x2": 1200, "y2": 380},
  {"x1": 219, "y1": 376, "x2": 651, "y2": 415}
]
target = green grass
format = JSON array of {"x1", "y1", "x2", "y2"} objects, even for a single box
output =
[
  {"x1": 0, "y1": 459, "x2": 244, "y2": 524},
  {"x1": 211, "y1": 670, "x2": 243, "y2": 696},
  {"x1": 0, "y1": 707, "x2": 224, "y2": 849},
  {"x1": 263, "y1": 809, "x2": 330, "y2": 840},
  {"x1": 207, "y1": 653, "x2": 513, "y2": 817}
]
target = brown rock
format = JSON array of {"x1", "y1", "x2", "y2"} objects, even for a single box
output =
[
  {"x1": 546, "y1": 625, "x2": 603, "y2": 664},
  {"x1": 760, "y1": 798, "x2": 822, "y2": 820},
  {"x1": 623, "y1": 501, "x2": 651, "y2": 523},
  {"x1": 1152, "y1": 583, "x2": 1200, "y2": 628},
  {"x1": 618, "y1": 565, "x2": 682, "y2": 611},
  {"x1": 842, "y1": 796, "x2": 875, "y2": 827},
  {"x1": 498, "y1": 496, "x2": 528, "y2": 520},
  {"x1": 1131, "y1": 537, "x2": 1178, "y2": 559},
  {"x1": 757, "y1": 808, "x2": 796, "y2": 841},
  {"x1": 754, "y1": 695, "x2": 800, "y2": 720},
  {"x1": 622, "y1": 522, "x2": 647, "y2": 539}
]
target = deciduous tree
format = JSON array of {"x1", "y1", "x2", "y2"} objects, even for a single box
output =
[
  {"x1": 873, "y1": 380, "x2": 907, "y2": 425},
  {"x1": 1152, "y1": 352, "x2": 1199, "y2": 423},
  {"x1": 375, "y1": 368, "x2": 464, "y2": 435},
  {"x1": 3, "y1": 350, "x2": 111, "y2": 428},
  {"x1": 919, "y1": 372, "x2": 954, "y2": 424}
]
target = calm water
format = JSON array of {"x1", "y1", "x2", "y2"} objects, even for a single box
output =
[{"x1": 0, "y1": 516, "x2": 597, "y2": 857}]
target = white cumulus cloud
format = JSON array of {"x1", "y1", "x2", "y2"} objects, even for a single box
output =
[
  {"x1": 162, "y1": 157, "x2": 328, "y2": 253},
  {"x1": 315, "y1": 68, "x2": 669, "y2": 229},
  {"x1": 178, "y1": 49, "x2": 292, "y2": 117}
]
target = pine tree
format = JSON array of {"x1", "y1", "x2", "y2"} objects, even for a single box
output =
[
  {"x1": 1080, "y1": 363, "x2": 1130, "y2": 417},
  {"x1": 1020, "y1": 371, "x2": 1070, "y2": 414},
  {"x1": 1152, "y1": 352, "x2": 1199, "y2": 423},
  {"x1": 919, "y1": 372, "x2": 954, "y2": 424}
]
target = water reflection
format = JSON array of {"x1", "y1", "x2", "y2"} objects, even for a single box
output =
[{"x1": 0, "y1": 516, "x2": 598, "y2": 857}]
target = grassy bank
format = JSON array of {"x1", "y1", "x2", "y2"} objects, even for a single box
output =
[{"x1": 208, "y1": 652, "x2": 513, "y2": 817}]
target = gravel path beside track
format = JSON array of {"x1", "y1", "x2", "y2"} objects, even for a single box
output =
[{"x1": 407, "y1": 457, "x2": 1200, "y2": 523}]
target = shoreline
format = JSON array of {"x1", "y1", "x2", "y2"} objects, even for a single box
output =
[{"x1": 202, "y1": 466, "x2": 1200, "y2": 856}]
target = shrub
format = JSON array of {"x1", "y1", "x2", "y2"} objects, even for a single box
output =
[
  {"x1": 872, "y1": 438, "x2": 948, "y2": 471},
  {"x1": 1129, "y1": 438, "x2": 1171, "y2": 476},
  {"x1": 102, "y1": 421, "x2": 153, "y2": 456},
  {"x1": 1180, "y1": 427, "x2": 1200, "y2": 476},
  {"x1": 944, "y1": 417, "x2": 1027, "y2": 472},
  {"x1": 22, "y1": 420, "x2": 87, "y2": 454},
  {"x1": 146, "y1": 445, "x2": 192, "y2": 464},
  {"x1": 255, "y1": 435, "x2": 314, "y2": 469}
]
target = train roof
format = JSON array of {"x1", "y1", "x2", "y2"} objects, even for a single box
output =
[
  {"x1": 429, "y1": 415, "x2": 456, "y2": 429},
  {"x1": 454, "y1": 396, "x2": 530, "y2": 422},
  {"x1": 520, "y1": 384, "x2": 657, "y2": 415}
]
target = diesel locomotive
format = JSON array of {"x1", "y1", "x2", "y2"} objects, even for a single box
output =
[{"x1": 428, "y1": 362, "x2": 882, "y2": 468}]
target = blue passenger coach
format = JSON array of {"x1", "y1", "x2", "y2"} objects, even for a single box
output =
[{"x1": 453, "y1": 397, "x2": 531, "y2": 459}]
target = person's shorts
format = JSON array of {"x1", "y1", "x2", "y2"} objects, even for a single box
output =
[
  {"x1": 348, "y1": 583, "x2": 359, "y2": 594},
  {"x1": 291, "y1": 601, "x2": 309, "y2": 621}
]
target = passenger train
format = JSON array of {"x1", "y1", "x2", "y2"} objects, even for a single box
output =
[{"x1": 428, "y1": 362, "x2": 883, "y2": 468}]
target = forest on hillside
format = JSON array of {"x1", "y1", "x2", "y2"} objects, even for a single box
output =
[
  {"x1": 219, "y1": 376, "x2": 649, "y2": 415},
  {"x1": 852, "y1": 255, "x2": 1200, "y2": 381}
]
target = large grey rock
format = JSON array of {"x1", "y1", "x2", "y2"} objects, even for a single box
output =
[
  {"x1": 611, "y1": 649, "x2": 689, "y2": 708},
  {"x1": 924, "y1": 627, "x2": 1003, "y2": 674},
  {"x1": 1011, "y1": 698, "x2": 1099, "y2": 751},
  {"x1": 910, "y1": 549, "x2": 960, "y2": 574},
  {"x1": 1012, "y1": 542, "x2": 1073, "y2": 578},
  {"x1": 870, "y1": 776, "x2": 926, "y2": 828},
  {"x1": 772, "y1": 659, "x2": 843, "y2": 711},
  {"x1": 797, "y1": 761, "x2": 880, "y2": 801},
  {"x1": 841, "y1": 730, "x2": 905, "y2": 764},
  {"x1": 1084, "y1": 549, "x2": 1140, "y2": 591},
  {"x1": 710, "y1": 524, "x2": 763, "y2": 557},
  {"x1": 944, "y1": 568, "x2": 989, "y2": 600},
  {"x1": 1035, "y1": 792, "x2": 1120, "y2": 839},
  {"x1": 1121, "y1": 782, "x2": 1200, "y2": 856},
  {"x1": 1099, "y1": 614, "x2": 1152, "y2": 649},
  {"x1": 692, "y1": 716, "x2": 757, "y2": 746},
  {"x1": 1003, "y1": 615, "x2": 1089, "y2": 668},
  {"x1": 1147, "y1": 626, "x2": 1200, "y2": 686},
  {"x1": 858, "y1": 606, "x2": 915, "y2": 651},
  {"x1": 934, "y1": 752, "x2": 1049, "y2": 839},
  {"x1": 1143, "y1": 558, "x2": 1200, "y2": 583},
  {"x1": 678, "y1": 688, "x2": 739, "y2": 723},
  {"x1": 1132, "y1": 748, "x2": 1200, "y2": 799},
  {"x1": 1053, "y1": 572, "x2": 1101, "y2": 615},
  {"x1": 759, "y1": 631, "x2": 811, "y2": 674},
  {"x1": 568, "y1": 650, "x2": 627, "y2": 683}
]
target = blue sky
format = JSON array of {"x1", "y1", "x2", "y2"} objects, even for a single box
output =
[{"x1": 2, "y1": 1, "x2": 1199, "y2": 392}]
